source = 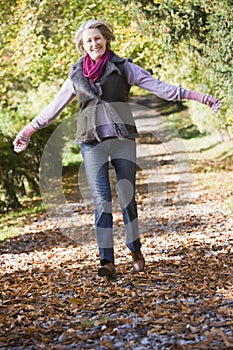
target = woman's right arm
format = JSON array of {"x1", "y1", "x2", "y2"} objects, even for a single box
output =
[{"x1": 13, "y1": 78, "x2": 76, "y2": 153}]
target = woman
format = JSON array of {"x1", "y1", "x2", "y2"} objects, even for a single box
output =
[{"x1": 13, "y1": 19, "x2": 221, "y2": 279}]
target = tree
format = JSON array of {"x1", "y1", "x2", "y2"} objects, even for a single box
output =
[{"x1": 116, "y1": 0, "x2": 233, "y2": 135}]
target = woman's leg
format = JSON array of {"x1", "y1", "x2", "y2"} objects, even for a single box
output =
[
  {"x1": 80, "y1": 142, "x2": 114, "y2": 266},
  {"x1": 109, "y1": 138, "x2": 145, "y2": 271},
  {"x1": 110, "y1": 139, "x2": 141, "y2": 252}
]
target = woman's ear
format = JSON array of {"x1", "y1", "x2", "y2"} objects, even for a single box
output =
[{"x1": 82, "y1": 43, "x2": 86, "y2": 54}]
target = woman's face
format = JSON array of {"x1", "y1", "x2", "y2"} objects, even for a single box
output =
[{"x1": 82, "y1": 28, "x2": 107, "y2": 62}]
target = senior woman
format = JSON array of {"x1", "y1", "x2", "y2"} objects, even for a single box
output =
[{"x1": 13, "y1": 19, "x2": 221, "y2": 279}]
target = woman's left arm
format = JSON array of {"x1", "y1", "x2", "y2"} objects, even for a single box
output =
[{"x1": 125, "y1": 61, "x2": 221, "y2": 113}]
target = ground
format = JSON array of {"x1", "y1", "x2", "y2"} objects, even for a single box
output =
[{"x1": 0, "y1": 96, "x2": 233, "y2": 349}]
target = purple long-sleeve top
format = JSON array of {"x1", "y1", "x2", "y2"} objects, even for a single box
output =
[{"x1": 31, "y1": 61, "x2": 188, "y2": 139}]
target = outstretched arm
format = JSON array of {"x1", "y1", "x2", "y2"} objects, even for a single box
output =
[
  {"x1": 125, "y1": 61, "x2": 221, "y2": 113},
  {"x1": 13, "y1": 78, "x2": 76, "y2": 153}
]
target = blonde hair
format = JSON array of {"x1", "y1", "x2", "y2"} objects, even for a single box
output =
[{"x1": 75, "y1": 19, "x2": 115, "y2": 54}]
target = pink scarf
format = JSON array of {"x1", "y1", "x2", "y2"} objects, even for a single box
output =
[{"x1": 83, "y1": 49, "x2": 110, "y2": 83}]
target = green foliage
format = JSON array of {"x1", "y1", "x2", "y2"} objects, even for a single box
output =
[
  {"x1": 0, "y1": 124, "x2": 57, "y2": 212},
  {"x1": 0, "y1": 0, "x2": 131, "y2": 103},
  {"x1": 116, "y1": 0, "x2": 233, "y2": 134}
]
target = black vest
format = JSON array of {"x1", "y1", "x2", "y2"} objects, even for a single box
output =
[{"x1": 69, "y1": 51, "x2": 139, "y2": 143}]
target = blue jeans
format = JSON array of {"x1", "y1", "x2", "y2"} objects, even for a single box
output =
[{"x1": 81, "y1": 138, "x2": 141, "y2": 265}]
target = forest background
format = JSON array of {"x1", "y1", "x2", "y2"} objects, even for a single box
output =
[{"x1": 0, "y1": 0, "x2": 232, "y2": 211}]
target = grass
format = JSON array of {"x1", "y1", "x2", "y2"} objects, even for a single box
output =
[
  {"x1": 196, "y1": 169, "x2": 233, "y2": 217},
  {"x1": 0, "y1": 199, "x2": 45, "y2": 242},
  {"x1": 157, "y1": 100, "x2": 233, "y2": 216},
  {"x1": 163, "y1": 101, "x2": 233, "y2": 164},
  {"x1": 224, "y1": 198, "x2": 233, "y2": 216}
]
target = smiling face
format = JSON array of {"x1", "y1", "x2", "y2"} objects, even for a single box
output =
[{"x1": 82, "y1": 28, "x2": 107, "y2": 62}]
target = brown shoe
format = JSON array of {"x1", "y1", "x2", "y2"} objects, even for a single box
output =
[
  {"x1": 98, "y1": 262, "x2": 117, "y2": 279},
  {"x1": 131, "y1": 250, "x2": 145, "y2": 272}
]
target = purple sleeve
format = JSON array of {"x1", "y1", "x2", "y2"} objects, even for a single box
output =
[
  {"x1": 31, "y1": 78, "x2": 76, "y2": 129},
  {"x1": 125, "y1": 61, "x2": 187, "y2": 101}
]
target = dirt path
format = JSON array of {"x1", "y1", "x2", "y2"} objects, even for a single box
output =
[{"x1": 0, "y1": 96, "x2": 233, "y2": 349}]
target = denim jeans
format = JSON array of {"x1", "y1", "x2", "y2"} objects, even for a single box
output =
[{"x1": 80, "y1": 138, "x2": 141, "y2": 265}]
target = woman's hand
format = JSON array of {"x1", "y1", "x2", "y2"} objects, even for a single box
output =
[
  {"x1": 13, "y1": 134, "x2": 30, "y2": 153},
  {"x1": 185, "y1": 90, "x2": 222, "y2": 113},
  {"x1": 204, "y1": 95, "x2": 222, "y2": 113},
  {"x1": 13, "y1": 124, "x2": 36, "y2": 153}
]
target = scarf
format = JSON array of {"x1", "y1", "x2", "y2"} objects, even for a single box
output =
[{"x1": 83, "y1": 49, "x2": 110, "y2": 83}]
